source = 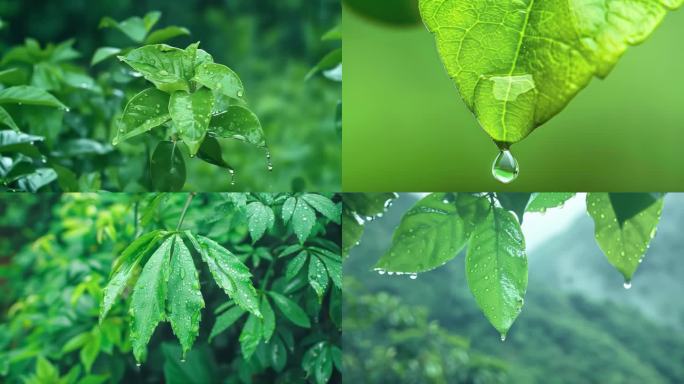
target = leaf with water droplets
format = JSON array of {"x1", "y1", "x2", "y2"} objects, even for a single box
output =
[
  {"x1": 260, "y1": 295, "x2": 275, "y2": 342},
  {"x1": 526, "y1": 193, "x2": 575, "y2": 212},
  {"x1": 169, "y1": 88, "x2": 214, "y2": 156},
  {"x1": 0, "y1": 85, "x2": 67, "y2": 109},
  {"x1": 302, "y1": 341, "x2": 333, "y2": 384},
  {"x1": 308, "y1": 255, "x2": 329, "y2": 300},
  {"x1": 245, "y1": 201, "x2": 275, "y2": 243},
  {"x1": 285, "y1": 250, "x2": 308, "y2": 280},
  {"x1": 282, "y1": 196, "x2": 296, "y2": 223},
  {"x1": 313, "y1": 248, "x2": 342, "y2": 289},
  {"x1": 376, "y1": 193, "x2": 489, "y2": 273},
  {"x1": 167, "y1": 235, "x2": 204, "y2": 358},
  {"x1": 119, "y1": 44, "x2": 194, "y2": 93},
  {"x1": 302, "y1": 193, "x2": 341, "y2": 223},
  {"x1": 497, "y1": 193, "x2": 531, "y2": 223},
  {"x1": 193, "y1": 62, "x2": 244, "y2": 99},
  {"x1": 420, "y1": 0, "x2": 683, "y2": 145},
  {"x1": 209, "y1": 105, "x2": 266, "y2": 148},
  {"x1": 466, "y1": 206, "x2": 527, "y2": 337},
  {"x1": 0, "y1": 106, "x2": 19, "y2": 132},
  {"x1": 268, "y1": 291, "x2": 311, "y2": 328},
  {"x1": 587, "y1": 193, "x2": 664, "y2": 282},
  {"x1": 292, "y1": 198, "x2": 316, "y2": 244},
  {"x1": 130, "y1": 236, "x2": 174, "y2": 363},
  {"x1": 115, "y1": 88, "x2": 170, "y2": 145},
  {"x1": 239, "y1": 313, "x2": 262, "y2": 359},
  {"x1": 101, "y1": 230, "x2": 165, "y2": 322},
  {"x1": 342, "y1": 193, "x2": 398, "y2": 258},
  {"x1": 209, "y1": 305, "x2": 246, "y2": 342},
  {"x1": 151, "y1": 141, "x2": 186, "y2": 192},
  {"x1": 186, "y1": 233, "x2": 261, "y2": 317}
]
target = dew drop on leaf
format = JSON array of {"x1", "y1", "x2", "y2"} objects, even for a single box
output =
[
  {"x1": 492, "y1": 149, "x2": 519, "y2": 184},
  {"x1": 409, "y1": 273, "x2": 417, "y2": 280}
]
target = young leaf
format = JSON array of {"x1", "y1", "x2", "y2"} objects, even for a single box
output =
[
  {"x1": 151, "y1": 141, "x2": 186, "y2": 192},
  {"x1": 419, "y1": 0, "x2": 683, "y2": 145},
  {"x1": 302, "y1": 193, "x2": 340, "y2": 223},
  {"x1": 186, "y1": 233, "x2": 261, "y2": 316},
  {"x1": 99, "y1": 15, "x2": 148, "y2": 43},
  {"x1": 101, "y1": 230, "x2": 164, "y2": 322},
  {"x1": 209, "y1": 105, "x2": 266, "y2": 148},
  {"x1": 466, "y1": 206, "x2": 527, "y2": 338},
  {"x1": 260, "y1": 295, "x2": 275, "y2": 342},
  {"x1": 90, "y1": 47, "x2": 121, "y2": 66},
  {"x1": 308, "y1": 255, "x2": 328, "y2": 300},
  {"x1": 193, "y1": 62, "x2": 244, "y2": 99},
  {"x1": 239, "y1": 314, "x2": 262, "y2": 359},
  {"x1": 302, "y1": 342, "x2": 333, "y2": 384},
  {"x1": 292, "y1": 198, "x2": 316, "y2": 243},
  {"x1": 114, "y1": 88, "x2": 170, "y2": 145},
  {"x1": 167, "y1": 235, "x2": 204, "y2": 358},
  {"x1": 130, "y1": 236, "x2": 174, "y2": 363},
  {"x1": 285, "y1": 251, "x2": 308, "y2": 280},
  {"x1": 268, "y1": 291, "x2": 311, "y2": 328},
  {"x1": 375, "y1": 193, "x2": 489, "y2": 273},
  {"x1": 0, "y1": 85, "x2": 66, "y2": 109},
  {"x1": 245, "y1": 201, "x2": 275, "y2": 243},
  {"x1": 526, "y1": 192, "x2": 575, "y2": 212},
  {"x1": 587, "y1": 193, "x2": 664, "y2": 283},
  {"x1": 0, "y1": 106, "x2": 19, "y2": 131},
  {"x1": 209, "y1": 305, "x2": 246, "y2": 342},
  {"x1": 119, "y1": 45, "x2": 193, "y2": 93},
  {"x1": 145, "y1": 26, "x2": 191, "y2": 45},
  {"x1": 169, "y1": 88, "x2": 214, "y2": 156},
  {"x1": 196, "y1": 136, "x2": 232, "y2": 170},
  {"x1": 80, "y1": 330, "x2": 101, "y2": 373}
]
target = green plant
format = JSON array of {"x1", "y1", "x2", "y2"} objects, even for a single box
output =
[
  {"x1": 419, "y1": 0, "x2": 683, "y2": 182},
  {"x1": 343, "y1": 192, "x2": 665, "y2": 339}
]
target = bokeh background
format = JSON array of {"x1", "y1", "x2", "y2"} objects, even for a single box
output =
[
  {"x1": 0, "y1": 0, "x2": 340, "y2": 191},
  {"x1": 342, "y1": 0, "x2": 684, "y2": 191},
  {"x1": 344, "y1": 193, "x2": 684, "y2": 383}
]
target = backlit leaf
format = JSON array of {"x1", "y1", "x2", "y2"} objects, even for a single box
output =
[
  {"x1": 145, "y1": 26, "x2": 191, "y2": 45},
  {"x1": 91, "y1": 47, "x2": 121, "y2": 66}
]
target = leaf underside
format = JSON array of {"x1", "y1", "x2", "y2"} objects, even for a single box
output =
[{"x1": 420, "y1": 0, "x2": 682, "y2": 145}]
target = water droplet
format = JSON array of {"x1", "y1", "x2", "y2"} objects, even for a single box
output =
[
  {"x1": 229, "y1": 169, "x2": 236, "y2": 185},
  {"x1": 492, "y1": 149, "x2": 519, "y2": 184},
  {"x1": 409, "y1": 274, "x2": 417, "y2": 280},
  {"x1": 180, "y1": 358, "x2": 186, "y2": 363},
  {"x1": 265, "y1": 151, "x2": 273, "y2": 171},
  {"x1": 136, "y1": 363, "x2": 142, "y2": 367},
  {"x1": 500, "y1": 334, "x2": 507, "y2": 342},
  {"x1": 40, "y1": 156, "x2": 47, "y2": 163},
  {"x1": 64, "y1": 107, "x2": 70, "y2": 112},
  {"x1": 623, "y1": 280, "x2": 632, "y2": 290},
  {"x1": 237, "y1": 90, "x2": 244, "y2": 97}
]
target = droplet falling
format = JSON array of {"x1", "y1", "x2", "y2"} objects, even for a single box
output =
[
  {"x1": 492, "y1": 149, "x2": 519, "y2": 184},
  {"x1": 180, "y1": 358, "x2": 186, "y2": 363},
  {"x1": 500, "y1": 334, "x2": 507, "y2": 342},
  {"x1": 136, "y1": 363, "x2": 141, "y2": 367},
  {"x1": 623, "y1": 280, "x2": 632, "y2": 290},
  {"x1": 229, "y1": 169, "x2": 236, "y2": 185},
  {"x1": 265, "y1": 150, "x2": 273, "y2": 171}
]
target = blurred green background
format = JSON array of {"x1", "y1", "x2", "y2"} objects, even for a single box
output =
[
  {"x1": 344, "y1": 193, "x2": 684, "y2": 383},
  {"x1": 342, "y1": 1, "x2": 684, "y2": 191},
  {"x1": 0, "y1": 0, "x2": 340, "y2": 192}
]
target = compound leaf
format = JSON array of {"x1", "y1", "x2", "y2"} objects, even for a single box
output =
[
  {"x1": 466, "y1": 206, "x2": 527, "y2": 338},
  {"x1": 419, "y1": 0, "x2": 683, "y2": 145},
  {"x1": 308, "y1": 255, "x2": 328, "y2": 300},
  {"x1": 302, "y1": 193, "x2": 340, "y2": 223}
]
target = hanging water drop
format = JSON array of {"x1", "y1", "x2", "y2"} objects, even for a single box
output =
[
  {"x1": 136, "y1": 363, "x2": 142, "y2": 367},
  {"x1": 500, "y1": 334, "x2": 507, "y2": 342},
  {"x1": 623, "y1": 280, "x2": 632, "y2": 290},
  {"x1": 491, "y1": 149, "x2": 519, "y2": 184},
  {"x1": 409, "y1": 273, "x2": 418, "y2": 280},
  {"x1": 376, "y1": 269, "x2": 386, "y2": 275}
]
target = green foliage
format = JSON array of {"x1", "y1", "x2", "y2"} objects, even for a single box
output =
[
  {"x1": 419, "y1": 0, "x2": 682, "y2": 147},
  {"x1": 341, "y1": 193, "x2": 398, "y2": 258},
  {"x1": 0, "y1": 193, "x2": 341, "y2": 383},
  {"x1": 363, "y1": 192, "x2": 665, "y2": 337}
]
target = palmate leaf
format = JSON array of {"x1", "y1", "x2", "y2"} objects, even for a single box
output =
[
  {"x1": 587, "y1": 193, "x2": 664, "y2": 283},
  {"x1": 375, "y1": 193, "x2": 489, "y2": 273},
  {"x1": 420, "y1": 0, "x2": 683, "y2": 145},
  {"x1": 169, "y1": 88, "x2": 214, "y2": 156},
  {"x1": 465, "y1": 206, "x2": 527, "y2": 338},
  {"x1": 114, "y1": 88, "x2": 170, "y2": 145}
]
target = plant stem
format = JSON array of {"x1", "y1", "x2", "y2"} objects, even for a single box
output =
[{"x1": 176, "y1": 192, "x2": 196, "y2": 231}]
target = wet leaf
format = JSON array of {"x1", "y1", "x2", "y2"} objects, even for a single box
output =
[
  {"x1": 245, "y1": 201, "x2": 275, "y2": 243},
  {"x1": 145, "y1": 26, "x2": 191, "y2": 45},
  {"x1": 285, "y1": 251, "x2": 308, "y2": 280},
  {"x1": 151, "y1": 141, "x2": 186, "y2": 192},
  {"x1": 260, "y1": 295, "x2": 275, "y2": 342},
  {"x1": 0, "y1": 106, "x2": 19, "y2": 131},
  {"x1": 292, "y1": 198, "x2": 316, "y2": 244},
  {"x1": 239, "y1": 314, "x2": 262, "y2": 359},
  {"x1": 526, "y1": 192, "x2": 575, "y2": 212},
  {"x1": 169, "y1": 88, "x2": 214, "y2": 156},
  {"x1": 420, "y1": 0, "x2": 683, "y2": 145},
  {"x1": 17, "y1": 168, "x2": 57, "y2": 192},
  {"x1": 90, "y1": 47, "x2": 121, "y2": 66},
  {"x1": 466, "y1": 206, "x2": 527, "y2": 337},
  {"x1": 0, "y1": 85, "x2": 66, "y2": 109},
  {"x1": 268, "y1": 291, "x2": 310, "y2": 328},
  {"x1": 308, "y1": 255, "x2": 328, "y2": 300},
  {"x1": 119, "y1": 45, "x2": 194, "y2": 92},
  {"x1": 497, "y1": 193, "x2": 531, "y2": 223},
  {"x1": 196, "y1": 136, "x2": 232, "y2": 170},
  {"x1": 587, "y1": 193, "x2": 664, "y2": 282},
  {"x1": 302, "y1": 193, "x2": 340, "y2": 223},
  {"x1": 342, "y1": 193, "x2": 398, "y2": 258},
  {"x1": 209, "y1": 305, "x2": 246, "y2": 342},
  {"x1": 115, "y1": 88, "x2": 170, "y2": 144},
  {"x1": 193, "y1": 62, "x2": 244, "y2": 99},
  {"x1": 209, "y1": 105, "x2": 266, "y2": 148}
]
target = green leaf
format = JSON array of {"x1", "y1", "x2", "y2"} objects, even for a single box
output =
[
  {"x1": 316, "y1": 251, "x2": 342, "y2": 289},
  {"x1": 114, "y1": 88, "x2": 170, "y2": 145},
  {"x1": 101, "y1": 231, "x2": 164, "y2": 322},
  {"x1": 308, "y1": 255, "x2": 328, "y2": 300},
  {"x1": 268, "y1": 291, "x2": 310, "y2": 328},
  {"x1": 130, "y1": 236, "x2": 174, "y2": 363},
  {"x1": 302, "y1": 193, "x2": 340, "y2": 223},
  {"x1": 119, "y1": 45, "x2": 193, "y2": 92},
  {"x1": 209, "y1": 305, "x2": 246, "y2": 342},
  {"x1": 61, "y1": 333, "x2": 89, "y2": 354},
  {"x1": 587, "y1": 193, "x2": 664, "y2": 283},
  {"x1": 0, "y1": 106, "x2": 18, "y2": 131},
  {"x1": 99, "y1": 13, "x2": 156, "y2": 43},
  {"x1": 497, "y1": 193, "x2": 531, "y2": 222},
  {"x1": 292, "y1": 198, "x2": 316, "y2": 244},
  {"x1": 145, "y1": 26, "x2": 191, "y2": 45},
  {"x1": 0, "y1": 85, "x2": 67, "y2": 109},
  {"x1": 466, "y1": 206, "x2": 527, "y2": 337},
  {"x1": 196, "y1": 136, "x2": 232, "y2": 170},
  {"x1": 151, "y1": 141, "x2": 186, "y2": 192},
  {"x1": 209, "y1": 105, "x2": 266, "y2": 148},
  {"x1": 193, "y1": 62, "x2": 244, "y2": 99},
  {"x1": 305, "y1": 48, "x2": 342, "y2": 81},
  {"x1": 169, "y1": 88, "x2": 214, "y2": 155},
  {"x1": 285, "y1": 251, "x2": 308, "y2": 280},
  {"x1": 162, "y1": 343, "x2": 215, "y2": 384},
  {"x1": 246, "y1": 201, "x2": 275, "y2": 243},
  {"x1": 526, "y1": 192, "x2": 575, "y2": 212},
  {"x1": 260, "y1": 295, "x2": 275, "y2": 342},
  {"x1": 342, "y1": 193, "x2": 398, "y2": 258},
  {"x1": 167, "y1": 235, "x2": 204, "y2": 358},
  {"x1": 302, "y1": 342, "x2": 333, "y2": 384},
  {"x1": 186, "y1": 233, "x2": 261, "y2": 316},
  {"x1": 608, "y1": 193, "x2": 664, "y2": 226},
  {"x1": 0, "y1": 130, "x2": 43, "y2": 156},
  {"x1": 17, "y1": 168, "x2": 57, "y2": 192},
  {"x1": 419, "y1": 0, "x2": 683, "y2": 145},
  {"x1": 239, "y1": 314, "x2": 262, "y2": 359},
  {"x1": 376, "y1": 193, "x2": 489, "y2": 273},
  {"x1": 80, "y1": 330, "x2": 101, "y2": 373},
  {"x1": 282, "y1": 196, "x2": 296, "y2": 223},
  {"x1": 91, "y1": 47, "x2": 121, "y2": 66},
  {"x1": 271, "y1": 336, "x2": 287, "y2": 372}
]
